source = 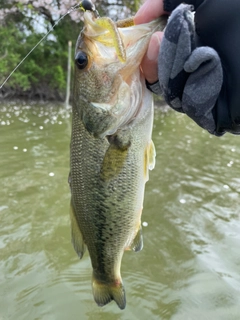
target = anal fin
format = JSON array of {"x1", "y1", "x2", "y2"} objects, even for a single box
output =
[
  {"x1": 144, "y1": 139, "x2": 156, "y2": 181},
  {"x1": 148, "y1": 140, "x2": 156, "y2": 170},
  {"x1": 130, "y1": 226, "x2": 143, "y2": 252}
]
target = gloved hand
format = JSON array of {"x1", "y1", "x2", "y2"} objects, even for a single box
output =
[{"x1": 151, "y1": 4, "x2": 223, "y2": 135}]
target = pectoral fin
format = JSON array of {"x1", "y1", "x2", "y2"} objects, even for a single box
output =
[
  {"x1": 70, "y1": 199, "x2": 86, "y2": 259},
  {"x1": 100, "y1": 141, "x2": 129, "y2": 181}
]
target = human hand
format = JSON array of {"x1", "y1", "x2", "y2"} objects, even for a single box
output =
[{"x1": 134, "y1": 0, "x2": 168, "y2": 84}]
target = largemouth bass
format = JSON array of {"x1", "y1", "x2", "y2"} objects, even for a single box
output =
[{"x1": 69, "y1": 7, "x2": 166, "y2": 310}]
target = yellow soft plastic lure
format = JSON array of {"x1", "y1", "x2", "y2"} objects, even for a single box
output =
[{"x1": 80, "y1": 0, "x2": 135, "y2": 63}]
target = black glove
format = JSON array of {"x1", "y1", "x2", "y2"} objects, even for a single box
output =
[{"x1": 150, "y1": 4, "x2": 223, "y2": 135}]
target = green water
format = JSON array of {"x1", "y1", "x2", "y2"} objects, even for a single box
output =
[{"x1": 1, "y1": 102, "x2": 240, "y2": 319}]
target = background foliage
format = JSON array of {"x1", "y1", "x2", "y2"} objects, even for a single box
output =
[{"x1": 0, "y1": 0, "x2": 141, "y2": 100}]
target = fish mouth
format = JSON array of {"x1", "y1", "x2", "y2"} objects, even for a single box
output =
[{"x1": 82, "y1": 11, "x2": 163, "y2": 69}]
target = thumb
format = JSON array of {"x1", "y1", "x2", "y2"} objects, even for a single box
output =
[{"x1": 141, "y1": 32, "x2": 163, "y2": 84}]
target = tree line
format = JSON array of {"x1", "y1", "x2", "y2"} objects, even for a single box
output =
[{"x1": 0, "y1": 0, "x2": 141, "y2": 101}]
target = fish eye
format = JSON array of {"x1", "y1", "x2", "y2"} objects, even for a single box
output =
[{"x1": 75, "y1": 51, "x2": 88, "y2": 70}]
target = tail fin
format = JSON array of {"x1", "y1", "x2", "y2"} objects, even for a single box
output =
[{"x1": 92, "y1": 275, "x2": 126, "y2": 310}]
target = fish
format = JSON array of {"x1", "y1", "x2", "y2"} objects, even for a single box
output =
[{"x1": 69, "y1": 8, "x2": 166, "y2": 310}]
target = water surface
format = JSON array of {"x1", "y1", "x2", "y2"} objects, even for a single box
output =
[{"x1": 1, "y1": 102, "x2": 240, "y2": 319}]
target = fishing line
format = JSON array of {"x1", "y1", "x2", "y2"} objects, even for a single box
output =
[{"x1": 0, "y1": 2, "x2": 81, "y2": 89}]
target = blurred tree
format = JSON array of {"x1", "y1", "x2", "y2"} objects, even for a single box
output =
[{"x1": 0, "y1": 0, "x2": 142, "y2": 100}]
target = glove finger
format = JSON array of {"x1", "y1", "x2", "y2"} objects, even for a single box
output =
[
  {"x1": 182, "y1": 47, "x2": 223, "y2": 134},
  {"x1": 158, "y1": 4, "x2": 195, "y2": 111}
]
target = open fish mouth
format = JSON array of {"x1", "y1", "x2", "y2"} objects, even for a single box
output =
[{"x1": 79, "y1": 10, "x2": 166, "y2": 69}]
